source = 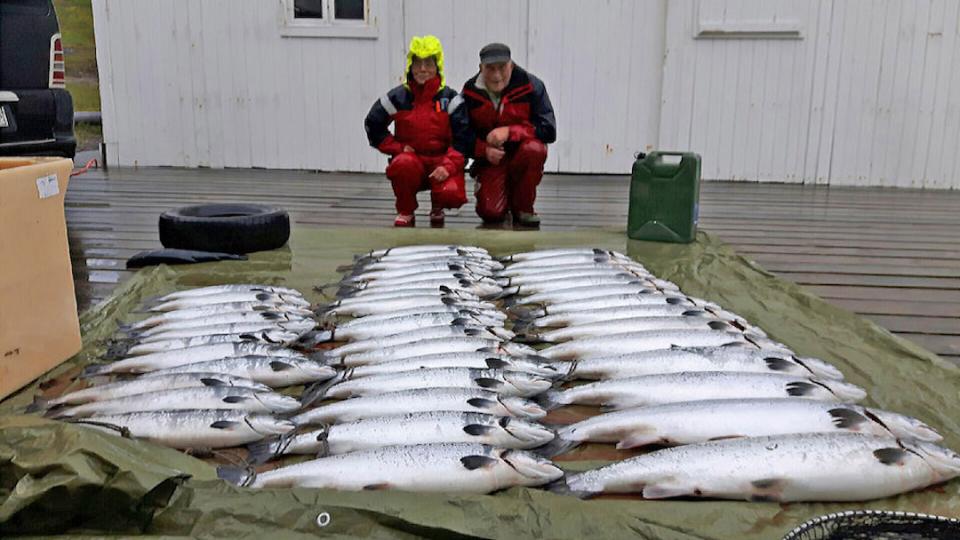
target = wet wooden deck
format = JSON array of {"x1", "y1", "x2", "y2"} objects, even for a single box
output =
[{"x1": 65, "y1": 167, "x2": 960, "y2": 364}]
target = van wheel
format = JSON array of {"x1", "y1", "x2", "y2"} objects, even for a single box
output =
[{"x1": 159, "y1": 204, "x2": 290, "y2": 254}]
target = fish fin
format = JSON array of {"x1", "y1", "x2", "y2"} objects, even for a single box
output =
[
  {"x1": 301, "y1": 371, "x2": 348, "y2": 407},
  {"x1": 201, "y1": 377, "x2": 230, "y2": 387},
  {"x1": 484, "y1": 358, "x2": 510, "y2": 370},
  {"x1": 476, "y1": 346, "x2": 499, "y2": 355},
  {"x1": 440, "y1": 296, "x2": 459, "y2": 306},
  {"x1": 681, "y1": 309, "x2": 708, "y2": 317},
  {"x1": 642, "y1": 482, "x2": 693, "y2": 499},
  {"x1": 561, "y1": 359, "x2": 579, "y2": 382},
  {"x1": 829, "y1": 407, "x2": 869, "y2": 429},
  {"x1": 786, "y1": 381, "x2": 819, "y2": 397},
  {"x1": 217, "y1": 466, "x2": 253, "y2": 487},
  {"x1": 534, "y1": 390, "x2": 567, "y2": 411},
  {"x1": 707, "y1": 320, "x2": 732, "y2": 331},
  {"x1": 451, "y1": 317, "x2": 472, "y2": 327},
  {"x1": 222, "y1": 396, "x2": 251, "y2": 404},
  {"x1": 665, "y1": 296, "x2": 689, "y2": 305},
  {"x1": 466, "y1": 397, "x2": 497, "y2": 410},
  {"x1": 363, "y1": 483, "x2": 392, "y2": 491},
  {"x1": 463, "y1": 424, "x2": 496, "y2": 436},
  {"x1": 460, "y1": 455, "x2": 499, "y2": 470},
  {"x1": 79, "y1": 364, "x2": 110, "y2": 379},
  {"x1": 269, "y1": 360, "x2": 294, "y2": 371},
  {"x1": 749, "y1": 478, "x2": 788, "y2": 501},
  {"x1": 616, "y1": 432, "x2": 662, "y2": 450},
  {"x1": 474, "y1": 378, "x2": 504, "y2": 391},
  {"x1": 874, "y1": 447, "x2": 910, "y2": 466},
  {"x1": 534, "y1": 437, "x2": 580, "y2": 458},
  {"x1": 763, "y1": 357, "x2": 797, "y2": 372},
  {"x1": 210, "y1": 420, "x2": 241, "y2": 429},
  {"x1": 462, "y1": 327, "x2": 485, "y2": 337},
  {"x1": 25, "y1": 395, "x2": 51, "y2": 413}
]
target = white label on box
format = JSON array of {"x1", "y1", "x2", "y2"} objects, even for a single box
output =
[{"x1": 36, "y1": 174, "x2": 60, "y2": 199}]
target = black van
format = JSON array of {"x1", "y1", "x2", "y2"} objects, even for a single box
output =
[{"x1": 0, "y1": 0, "x2": 76, "y2": 157}]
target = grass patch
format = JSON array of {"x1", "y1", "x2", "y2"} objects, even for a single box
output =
[
  {"x1": 54, "y1": 0, "x2": 97, "y2": 78},
  {"x1": 74, "y1": 122, "x2": 102, "y2": 152},
  {"x1": 68, "y1": 79, "x2": 100, "y2": 111}
]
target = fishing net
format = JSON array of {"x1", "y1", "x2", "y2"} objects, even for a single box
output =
[{"x1": 782, "y1": 510, "x2": 960, "y2": 540}]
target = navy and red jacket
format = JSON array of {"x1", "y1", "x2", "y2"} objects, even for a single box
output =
[
  {"x1": 364, "y1": 76, "x2": 470, "y2": 174},
  {"x1": 457, "y1": 65, "x2": 556, "y2": 162}
]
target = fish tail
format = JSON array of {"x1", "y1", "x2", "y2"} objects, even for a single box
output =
[
  {"x1": 562, "y1": 359, "x2": 579, "y2": 381},
  {"x1": 488, "y1": 286, "x2": 520, "y2": 300},
  {"x1": 534, "y1": 389, "x2": 568, "y2": 411},
  {"x1": 545, "y1": 475, "x2": 592, "y2": 499},
  {"x1": 334, "y1": 263, "x2": 356, "y2": 273},
  {"x1": 301, "y1": 371, "x2": 347, "y2": 408},
  {"x1": 335, "y1": 286, "x2": 359, "y2": 298},
  {"x1": 296, "y1": 329, "x2": 335, "y2": 348},
  {"x1": 79, "y1": 363, "x2": 111, "y2": 379},
  {"x1": 246, "y1": 437, "x2": 283, "y2": 464},
  {"x1": 217, "y1": 466, "x2": 255, "y2": 487},
  {"x1": 533, "y1": 437, "x2": 581, "y2": 458},
  {"x1": 511, "y1": 330, "x2": 541, "y2": 344},
  {"x1": 507, "y1": 305, "x2": 543, "y2": 320},
  {"x1": 24, "y1": 395, "x2": 51, "y2": 413},
  {"x1": 103, "y1": 339, "x2": 133, "y2": 360}
]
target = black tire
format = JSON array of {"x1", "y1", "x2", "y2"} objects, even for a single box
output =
[{"x1": 159, "y1": 203, "x2": 290, "y2": 254}]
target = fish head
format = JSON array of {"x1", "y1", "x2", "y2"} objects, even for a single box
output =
[
  {"x1": 794, "y1": 356, "x2": 845, "y2": 380},
  {"x1": 498, "y1": 416, "x2": 556, "y2": 446},
  {"x1": 254, "y1": 392, "x2": 302, "y2": 413},
  {"x1": 500, "y1": 449, "x2": 564, "y2": 483},
  {"x1": 246, "y1": 414, "x2": 296, "y2": 436},
  {"x1": 865, "y1": 408, "x2": 943, "y2": 442},
  {"x1": 499, "y1": 396, "x2": 547, "y2": 419},
  {"x1": 820, "y1": 379, "x2": 868, "y2": 402},
  {"x1": 501, "y1": 371, "x2": 554, "y2": 396},
  {"x1": 902, "y1": 439, "x2": 960, "y2": 478},
  {"x1": 301, "y1": 362, "x2": 337, "y2": 381},
  {"x1": 282, "y1": 319, "x2": 318, "y2": 333}
]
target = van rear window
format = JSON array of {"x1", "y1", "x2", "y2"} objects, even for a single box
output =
[{"x1": 0, "y1": 0, "x2": 52, "y2": 16}]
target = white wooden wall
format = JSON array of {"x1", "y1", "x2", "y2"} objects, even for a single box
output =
[
  {"x1": 93, "y1": 0, "x2": 664, "y2": 174},
  {"x1": 660, "y1": 0, "x2": 960, "y2": 188},
  {"x1": 93, "y1": 0, "x2": 960, "y2": 187}
]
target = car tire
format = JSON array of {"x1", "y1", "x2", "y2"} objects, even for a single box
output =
[{"x1": 159, "y1": 203, "x2": 290, "y2": 254}]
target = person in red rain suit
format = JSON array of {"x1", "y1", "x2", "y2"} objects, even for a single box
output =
[
  {"x1": 364, "y1": 35, "x2": 470, "y2": 227},
  {"x1": 458, "y1": 43, "x2": 557, "y2": 227}
]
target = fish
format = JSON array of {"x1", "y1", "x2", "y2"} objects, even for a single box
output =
[
  {"x1": 144, "y1": 291, "x2": 310, "y2": 312},
  {"x1": 514, "y1": 303, "x2": 755, "y2": 334},
  {"x1": 339, "y1": 269, "x2": 501, "y2": 290},
  {"x1": 313, "y1": 313, "x2": 506, "y2": 343},
  {"x1": 537, "y1": 371, "x2": 867, "y2": 411},
  {"x1": 28, "y1": 372, "x2": 272, "y2": 410},
  {"x1": 218, "y1": 443, "x2": 563, "y2": 493},
  {"x1": 564, "y1": 346, "x2": 845, "y2": 381},
  {"x1": 507, "y1": 284, "x2": 669, "y2": 307},
  {"x1": 329, "y1": 306, "x2": 506, "y2": 325},
  {"x1": 132, "y1": 319, "x2": 316, "y2": 344},
  {"x1": 303, "y1": 367, "x2": 554, "y2": 405},
  {"x1": 499, "y1": 267, "x2": 654, "y2": 287},
  {"x1": 536, "y1": 330, "x2": 781, "y2": 361},
  {"x1": 523, "y1": 317, "x2": 738, "y2": 343},
  {"x1": 495, "y1": 260, "x2": 647, "y2": 278},
  {"x1": 541, "y1": 398, "x2": 942, "y2": 456},
  {"x1": 321, "y1": 325, "x2": 512, "y2": 359},
  {"x1": 346, "y1": 256, "x2": 503, "y2": 273},
  {"x1": 142, "y1": 355, "x2": 336, "y2": 387},
  {"x1": 70, "y1": 409, "x2": 294, "y2": 449},
  {"x1": 47, "y1": 386, "x2": 302, "y2": 418},
  {"x1": 507, "y1": 292, "x2": 694, "y2": 319},
  {"x1": 334, "y1": 285, "x2": 479, "y2": 302},
  {"x1": 341, "y1": 262, "x2": 495, "y2": 284},
  {"x1": 337, "y1": 277, "x2": 502, "y2": 299},
  {"x1": 126, "y1": 311, "x2": 310, "y2": 338},
  {"x1": 248, "y1": 411, "x2": 556, "y2": 462},
  {"x1": 334, "y1": 337, "x2": 537, "y2": 367},
  {"x1": 150, "y1": 285, "x2": 304, "y2": 303},
  {"x1": 290, "y1": 387, "x2": 546, "y2": 425},
  {"x1": 85, "y1": 342, "x2": 308, "y2": 377},
  {"x1": 350, "y1": 251, "x2": 497, "y2": 269},
  {"x1": 319, "y1": 295, "x2": 497, "y2": 318},
  {"x1": 124, "y1": 302, "x2": 314, "y2": 331},
  {"x1": 363, "y1": 245, "x2": 490, "y2": 259},
  {"x1": 498, "y1": 275, "x2": 671, "y2": 299},
  {"x1": 496, "y1": 248, "x2": 633, "y2": 263},
  {"x1": 115, "y1": 330, "x2": 302, "y2": 357},
  {"x1": 346, "y1": 352, "x2": 565, "y2": 380},
  {"x1": 556, "y1": 433, "x2": 960, "y2": 502}
]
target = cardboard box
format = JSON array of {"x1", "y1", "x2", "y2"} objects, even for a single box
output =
[{"x1": 1, "y1": 157, "x2": 80, "y2": 399}]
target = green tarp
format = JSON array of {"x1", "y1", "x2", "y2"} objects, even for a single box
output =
[{"x1": 3, "y1": 228, "x2": 959, "y2": 539}]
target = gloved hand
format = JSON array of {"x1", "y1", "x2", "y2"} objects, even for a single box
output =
[{"x1": 486, "y1": 126, "x2": 511, "y2": 148}]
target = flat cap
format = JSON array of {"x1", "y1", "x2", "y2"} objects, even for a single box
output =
[{"x1": 479, "y1": 43, "x2": 511, "y2": 65}]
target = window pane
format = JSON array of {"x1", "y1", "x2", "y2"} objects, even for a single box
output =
[
  {"x1": 294, "y1": 0, "x2": 323, "y2": 19},
  {"x1": 334, "y1": 0, "x2": 364, "y2": 20}
]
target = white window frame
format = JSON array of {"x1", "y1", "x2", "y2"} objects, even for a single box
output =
[{"x1": 280, "y1": 0, "x2": 377, "y2": 39}]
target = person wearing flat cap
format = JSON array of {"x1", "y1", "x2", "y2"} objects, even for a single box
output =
[
  {"x1": 456, "y1": 43, "x2": 556, "y2": 227},
  {"x1": 364, "y1": 35, "x2": 470, "y2": 227}
]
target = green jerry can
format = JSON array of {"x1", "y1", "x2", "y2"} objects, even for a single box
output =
[{"x1": 627, "y1": 151, "x2": 701, "y2": 243}]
